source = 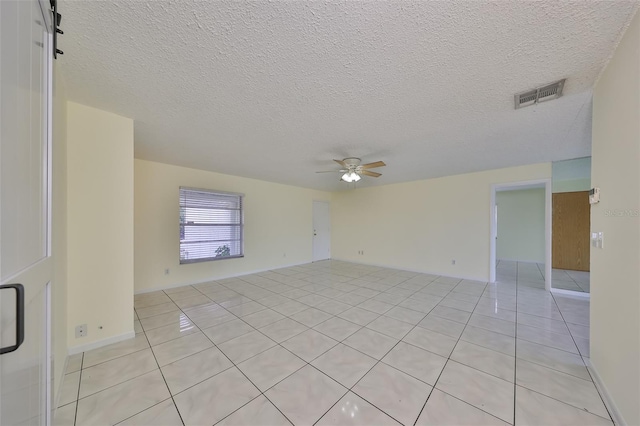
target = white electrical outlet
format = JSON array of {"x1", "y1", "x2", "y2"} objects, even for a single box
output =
[{"x1": 75, "y1": 324, "x2": 87, "y2": 338}]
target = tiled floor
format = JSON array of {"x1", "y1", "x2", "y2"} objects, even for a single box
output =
[
  {"x1": 55, "y1": 260, "x2": 606, "y2": 426},
  {"x1": 498, "y1": 260, "x2": 590, "y2": 293}
]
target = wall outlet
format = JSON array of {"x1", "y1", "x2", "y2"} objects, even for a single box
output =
[
  {"x1": 164, "y1": 268, "x2": 170, "y2": 275},
  {"x1": 75, "y1": 324, "x2": 87, "y2": 338},
  {"x1": 451, "y1": 259, "x2": 456, "y2": 265}
]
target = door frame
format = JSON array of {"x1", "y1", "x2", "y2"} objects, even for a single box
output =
[
  {"x1": 489, "y1": 178, "x2": 552, "y2": 291},
  {"x1": 312, "y1": 200, "x2": 331, "y2": 262}
]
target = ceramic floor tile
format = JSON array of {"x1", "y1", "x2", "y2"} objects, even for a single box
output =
[
  {"x1": 313, "y1": 317, "x2": 362, "y2": 341},
  {"x1": 436, "y1": 360, "x2": 514, "y2": 423},
  {"x1": 136, "y1": 302, "x2": 179, "y2": 319},
  {"x1": 218, "y1": 330, "x2": 277, "y2": 363},
  {"x1": 265, "y1": 365, "x2": 347, "y2": 426},
  {"x1": 515, "y1": 386, "x2": 612, "y2": 426},
  {"x1": 384, "y1": 306, "x2": 426, "y2": 325},
  {"x1": 343, "y1": 327, "x2": 398, "y2": 360},
  {"x1": 382, "y1": 341, "x2": 447, "y2": 385},
  {"x1": 139, "y1": 311, "x2": 189, "y2": 331},
  {"x1": 54, "y1": 402, "x2": 76, "y2": 426},
  {"x1": 430, "y1": 305, "x2": 472, "y2": 324},
  {"x1": 226, "y1": 301, "x2": 267, "y2": 317},
  {"x1": 144, "y1": 319, "x2": 199, "y2": 346},
  {"x1": 218, "y1": 395, "x2": 291, "y2": 426},
  {"x1": 58, "y1": 371, "x2": 81, "y2": 407},
  {"x1": 173, "y1": 294, "x2": 213, "y2": 310},
  {"x1": 174, "y1": 367, "x2": 260, "y2": 425},
  {"x1": 237, "y1": 346, "x2": 306, "y2": 391},
  {"x1": 134, "y1": 293, "x2": 172, "y2": 309},
  {"x1": 117, "y1": 399, "x2": 183, "y2": 426},
  {"x1": 315, "y1": 300, "x2": 353, "y2": 315},
  {"x1": 450, "y1": 340, "x2": 514, "y2": 382},
  {"x1": 460, "y1": 325, "x2": 515, "y2": 356},
  {"x1": 437, "y1": 298, "x2": 477, "y2": 313},
  {"x1": 79, "y1": 349, "x2": 158, "y2": 398},
  {"x1": 202, "y1": 318, "x2": 255, "y2": 345},
  {"x1": 517, "y1": 324, "x2": 578, "y2": 354},
  {"x1": 241, "y1": 309, "x2": 285, "y2": 328},
  {"x1": 417, "y1": 314, "x2": 465, "y2": 338},
  {"x1": 517, "y1": 312, "x2": 570, "y2": 335},
  {"x1": 566, "y1": 322, "x2": 590, "y2": 340},
  {"x1": 338, "y1": 307, "x2": 380, "y2": 326},
  {"x1": 75, "y1": 370, "x2": 170, "y2": 426},
  {"x1": 152, "y1": 332, "x2": 213, "y2": 366},
  {"x1": 271, "y1": 300, "x2": 310, "y2": 316},
  {"x1": 281, "y1": 329, "x2": 338, "y2": 362},
  {"x1": 65, "y1": 353, "x2": 83, "y2": 375},
  {"x1": 161, "y1": 346, "x2": 233, "y2": 395},
  {"x1": 290, "y1": 307, "x2": 333, "y2": 328},
  {"x1": 357, "y1": 299, "x2": 395, "y2": 314},
  {"x1": 467, "y1": 314, "x2": 515, "y2": 337},
  {"x1": 402, "y1": 327, "x2": 458, "y2": 358},
  {"x1": 312, "y1": 343, "x2": 377, "y2": 388},
  {"x1": 516, "y1": 359, "x2": 609, "y2": 419},
  {"x1": 366, "y1": 315, "x2": 414, "y2": 338},
  {"x1": 83, "y1": 333, "x2": 150, "y2": 368},
  {"x1": 416, "y1": 389, "x2": 509, "y2": 426},
  {"x1": 259, "y1": 318, "x2": 309, "y2": 343},
  {"x1": 134, "y1": 320, "x2": 143, "y2": 334},
  {"x1": 353, "y1": 362, "x2": 432, "y2": 426},
  {"x1": 472, "y1": 305, "x2": 516, "y2": 323},
  {"x1": 516, "y1": 339, "x2": 590, "y2": 380},
  {"x1": 316, "y1": 391, "x2": 400, "y2": 426}
]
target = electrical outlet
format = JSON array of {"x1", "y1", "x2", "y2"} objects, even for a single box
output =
[
  {"x1": 451, "y1": 259, "x2": 456, "y2": 265},
  {"x1": 75, "y1": 324, "x2": 87, "y2": 338},
  {"x1": 164, "y1": 268, "x2": 170, "y2": 275}
]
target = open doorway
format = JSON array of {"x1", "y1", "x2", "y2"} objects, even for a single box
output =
[
  {"x1": 312, "y1": 201, "x2": 331, "y2": 262},
  {"x1": 490, "y1": 179, "x2": 552, "y2": 291}
]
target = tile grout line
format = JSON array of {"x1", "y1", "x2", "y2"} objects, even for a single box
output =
[{"x1": 71, "y1": 352, "x2": 84, "y2": 426}]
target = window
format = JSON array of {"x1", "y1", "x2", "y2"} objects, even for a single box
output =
[{"x1": 179, "y1": 187, "x2": 244, "y2": 263}]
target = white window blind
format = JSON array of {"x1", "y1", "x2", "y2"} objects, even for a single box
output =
[{"x1": 179, "y1": 187, "x2": 244, "y2": 263}]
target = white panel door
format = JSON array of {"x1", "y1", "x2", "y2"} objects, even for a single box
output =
[
  {"x1": 312, "y1": 201, "x2": 330, "y2": 262},
  {"x1": 1, "y1": 0, "x2": 53, "y2": 425}
]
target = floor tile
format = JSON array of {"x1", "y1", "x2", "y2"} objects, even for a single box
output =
[
  {"x1": 353, "y1": 362, "x2": 432, "y2": 426},
  {"x1": 417, "y1": 314, "x2": 465, "y2": 338},
  {"x1": 384, "y1": 306, "x2": 426, "y2": 325},
  {"x1": 218, "y1": 395, "x2": 291, "y2": 426},
  {"x1": 75, "y1": 370, "x2": 170, "y2": 426},
  {"x1": 152, "y1": 332, "x2": 213, "y2": 366},
  {"x1": 135, "y1": 302, "x2": 179, "y2": 319},
  {"x1": 83, "y1": 334, "x2": 150, "y2": 368},
  {"x1": 468, "y1": 314, "x2": 515, "y2": 337},
  {"x1": 259, "y1": 318, "x2": 309, "y2": 343},
  {"x1": 53, "y1": 402, "x2": 76, "y2": 426},
  {"x1": 173, "y1": 367, "x2": 260, "y2": 425},
  {"x1": 460, "y1": 325, "x2": 515, "y2": 356},
  {"x1": 134, "y1": 292, "x2": 172, "y2": 309},
  {"x1": 271, "y1": 300, "x2": 310, "y2": 316},
  {"x1": 139, "y1": 311, "x2": 189, "y2": 331},
  {"x1": 144, "y1": 319, "x2": 199, "y2": 346},
  {"x1": 173, "y1": 294, "x2": 212, "y2": 310},
  {"x1": 338, "y1": 307, "x2": 380, "y2": 326},
  {"x1": 226, "y1": 301, "x2": 267, "y2": 317},
  {"x1": 241, "y1": 309, "x2": 285, "y2": 328},
  {"x1": 515, "y1": 359, "x2": 609, "y2": 419},
  {"x1": 343, "y1": 327, "x2": 398, "y2": 360},
  {"x1": 79, "y1": 349, "x2": 157, "y2": 398},
  {"x1": 58, "y1": 371, "x2": 80, "y2": 407},
  {"x1": 281, "y1": 329, "x2": 338, "y2": 362},
  {"x1": 517, "y1": 324, "x2": 578, "y2": 354},
  {"x1": 436, "y1": 360, "x2": 514, "y2": 423},
  {"x1": 517, "y1": 312, "x2": 570, "y2": 335},
  {"x1": 316, "y1": 391, "x2": 400, "y2": 426},
  {"x1": 516, "y1": 339, "x2": 590, "y2": 380},
  {"x1": 202, "y1": 318, "x2": 254, "y2": 345},
  {"x1": 313, "y1": 317, "x2": 362, "y2": 341},
  {"x1": 450, "y1": 340, "x2": 514, "y2": 382},
  {"x1": 382, "y1": 341, "x2": 447, "y2": 385},
  {"x1": 416, "y1": 389, "x2": 509, "y2": 426},
  {"x1": 315, "y1": 300, "x2": 353, "y2": 315},
  {"x1": 237, "y1": 346, "x2": 306, "y2": 391},
  {"x1": 265, "y1": 365, "x2": 347, "y2": 426},
  {"x1": 65, "y1": 353, "x2": 83, "y2": 375},
  {"x1": 161, "y1": 346, "x2": 233, "y2": 395},
  {"x1": 515, "y1": 386, "x2": 612, "y2": 426},
  {"x1": 402, "y1": 327, "x2": 457, "y2": 358},
  {"x1": 118, "y1": 399, "x2": 183, "y2": 426},
  {"x1": 430, "y1": 305, "x2": 472, "y2": 324},
  {"x1": 290, "y1": 307, "x2": 333, "y2": 327},
  {"x1": 312, "y1": 343, "x2": 377, "y2": 388},
  {"x1": 366, "y1": 315, "x2": 414, "y2": 338},
  {"x1": 357, "y1": 299, "x2": 394, "y2": 314},
  {"x1": 437, "y1": 298, "x2": 476, "y2": 313},
  {"x1": 218, "y1": 330, "x2": 277, "y2": 363}
]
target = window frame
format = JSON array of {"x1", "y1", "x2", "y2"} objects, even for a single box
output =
[{"x1": 179, "y1": 186, "x2": 245, "y2": 264}]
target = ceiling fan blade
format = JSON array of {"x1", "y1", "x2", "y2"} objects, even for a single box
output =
[
  {"x1": 360, "y1": 170, "x2": 382, "y2": 177},
  {"x1": 316, "y1": 170, "x2": 347, "y2": 173},
  {"x1": 360, "y1": 161, "x2": 386, "y2": 169},
  {"x1": 334, "y1": 159, "x2": 348, "y2": 168}
]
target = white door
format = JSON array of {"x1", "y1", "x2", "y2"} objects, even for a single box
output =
[
  {"x1": 312, "y1": 201, "x2": 331, "y2": 261},
  {"x1": 1, "y1": 0, "x2": 54, "y2": 425}
]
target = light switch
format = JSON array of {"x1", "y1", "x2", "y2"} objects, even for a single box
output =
[
  {"x1": 591, "y1": 232, "x2": 598, "y2": 248},
  {"x1": 598, "y1": 232, "x2": 604, "y2": 248}
]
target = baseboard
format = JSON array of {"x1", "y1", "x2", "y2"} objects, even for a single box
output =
[
  {"x1": 497, "y1": 258, "x2": 544, "y2": 264},
  {"x1": 585, "y1": 358, "x2": 626, "y2": 426},
  {"x1": 329, "y1": 257, "x2": 486, "y2": 282},
  {"x1": 134, "y1": 261, "x2": 311, "y2": 295},
  {"x1": 68, "y1": 330, "x2": 135, "y2": 355},
  {"x1": 551, "y1": 288, "x2": 591, "y2": 299}
]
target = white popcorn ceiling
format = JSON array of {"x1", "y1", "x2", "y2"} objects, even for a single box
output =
[{"x1": 58, "y1": 1, "x2": 638, "y2": 191}]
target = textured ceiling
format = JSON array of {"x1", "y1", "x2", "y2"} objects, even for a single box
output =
[{"x1": 58, "y1": 1, "x2": 638, "y2": 191}]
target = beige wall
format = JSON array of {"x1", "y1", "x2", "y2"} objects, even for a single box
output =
[
  {"x1": 496, "y1": 188, "x2": 545, "y2": 263},
  {"x1": 331, "y1": 163, "x2": 551, "y2": 281},
  {"x1": 66, "y1": 102, "x2": 134, "y2": 350},
  {"x1": 51, "y1": 63, "x2": 68, "y2": 402},
  {"x1": 552, "y1": 157, "x2": 591, "y2": 193},
  {"x1": 134, "y1": 159, "x2": 331, "y2": 292},
  {"x1": 591, "y1": 9, "x2": 640, "y2": 426}
]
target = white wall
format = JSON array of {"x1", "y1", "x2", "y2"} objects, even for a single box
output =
[
  {"x1": 590, "y1": 10, "x2": 640, "y2": 426},
  {"x1": 552, "y1": 157, "x2": 591, "y2": 193},
  {"x1": 134, "y1": 159, "x2": 331, "y2": 293},
  {"x1": 496, "y1": 188, "x2": 545, "y2": 263},
  {"x1": 331, "y1": 163, "x2": 551, "y2": 281},
  {"x1": 66, "y1": 102, "x2": 134, "y2": 350}
]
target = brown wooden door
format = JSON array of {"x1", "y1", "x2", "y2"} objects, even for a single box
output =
[{"x1": 552, "y1": 191, "x2": 590, "y2": 271}]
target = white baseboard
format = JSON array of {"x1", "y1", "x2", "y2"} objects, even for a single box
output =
[
  {"x1": 551, "y1": 288, "x2": 591, "y2": 299},
  {"x1": 68, "y1": 330, "x2": 135, "y2": 355},
  {"x1": 585, "y1": 358, "x2": 626, "y2": 426},
  {"x1": 497, "y1": 258, "x2": 544, "y2": 264},
  {"x1": 329, "y1": 257, "x2": 486, "y2": 282},
  {"x1": 134, "y1": 261, "x2": 311, "y2": 294}
]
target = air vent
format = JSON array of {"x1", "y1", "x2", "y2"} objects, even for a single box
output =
[{"x1": 515, "y1": 79, "x2": 565, "y2": 109}]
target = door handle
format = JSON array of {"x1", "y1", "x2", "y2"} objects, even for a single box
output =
[{"x1": 0, "y1": 283, "x2": 25, "y2": 355}]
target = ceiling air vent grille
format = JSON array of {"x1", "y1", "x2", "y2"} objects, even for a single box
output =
[{"x1": 515, "y1": 79, "x2": 565, "y2": 109}]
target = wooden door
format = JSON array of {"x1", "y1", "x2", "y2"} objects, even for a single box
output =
[{"x1": 552, "y1": 191, "x2": 590, "y2": 271}]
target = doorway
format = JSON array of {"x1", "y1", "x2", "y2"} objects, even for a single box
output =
[{"x1": 312, "y1": 201, "x2": 331, "y2": 262}]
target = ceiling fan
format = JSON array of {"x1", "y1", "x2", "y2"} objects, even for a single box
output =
[{"x1": 316, "y1": 157, "x2": 386, "y2": 182}]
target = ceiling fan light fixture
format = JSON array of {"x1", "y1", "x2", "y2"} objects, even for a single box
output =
[{"x1": 341, "y1": 171, "x2": 361, "y2": 182}]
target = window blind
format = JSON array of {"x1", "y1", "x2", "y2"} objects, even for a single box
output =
[{"x1": 179, "y1": 187, "x2": 244, "y2": 263}]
